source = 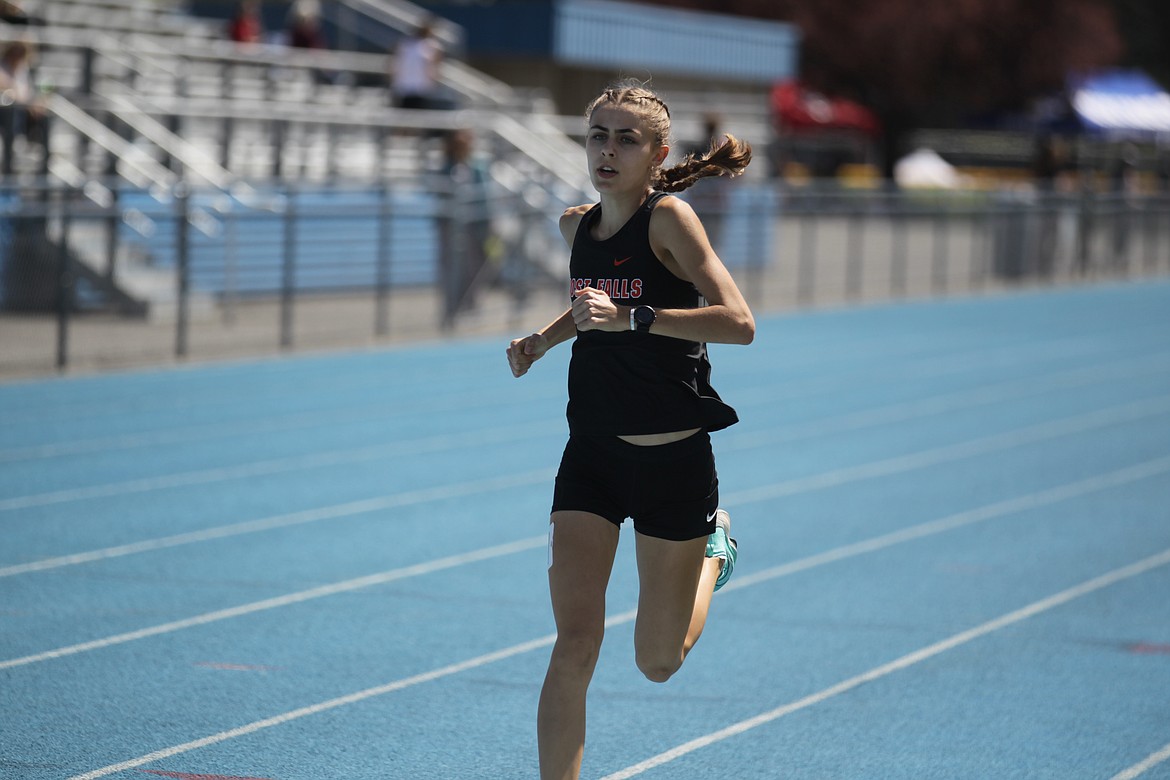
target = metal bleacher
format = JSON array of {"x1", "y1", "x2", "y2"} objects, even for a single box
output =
[
  {"x1": 1, "y1": 0, "x2": 593, "y2": 320},
  {"x1": 24, "y1": 0, "x2": 589, "y2": 182}
]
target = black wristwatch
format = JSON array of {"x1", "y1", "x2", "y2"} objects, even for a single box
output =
[{"x1": 631, "y1": 305, "x2": 656, "y2": 333}]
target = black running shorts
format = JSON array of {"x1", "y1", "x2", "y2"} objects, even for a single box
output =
[{"x1": 551, "y1": 431, "x2": 719, "y2": 541}]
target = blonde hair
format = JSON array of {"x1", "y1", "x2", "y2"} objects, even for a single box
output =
[{"x1": 585, "y1": 79, "x2": 752, "y2": 193}]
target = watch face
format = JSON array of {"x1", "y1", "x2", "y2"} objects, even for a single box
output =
[{"x1": 635, "y1": 306, "x2": 655, "y2": 326}]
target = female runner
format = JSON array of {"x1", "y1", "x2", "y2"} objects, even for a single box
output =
[{"x1": 506, "y1": 80, "x2": 755, "y2": 780}]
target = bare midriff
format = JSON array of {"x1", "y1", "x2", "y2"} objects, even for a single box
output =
[{"x1": 617, "y1": 427, "x2": 701, "y2": 446}]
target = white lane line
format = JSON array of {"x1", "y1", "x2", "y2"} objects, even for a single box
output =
[
  {"x1": 0, "y1": 382, "x2": 561, "y2": 463},
  {"x1": 721, "y1": 455, "x2": 1170, "y2": 591},
  {"x1": 2, "y1": 355, "x2": 1166, "y2": 518},
  {"x1": 0, "y1": 410, "x2": 368, "y2": 463},
  {"x1": 11, "y1": 451, "x2": 1170, "y2": 780},
  {"x1": 0, "y1": 422, "x2": 557, "y2": 512},
  {"x1": 65, "y1": 629, "x2": 560, "y2": 780},
  {"x1": 724, "y1": 394, "x2": 1170, "y2": 506},
  {"x1": 3, "y1": 335, "x2": 1130, "y2": 462},
  {"x1": 0, "y1": 535, "x2": 548, "y2": 671},
  {"x1": 0, "y1": 323, "x2": 1028, "y2": 427},
  {"x1": 66, "y1": 531, "x2": 1170, "y2": 780},
  {"x1": 4, "y1": 445, "x2": 1162, "y2": 701},
  {"x1": 732, "y1": 337, "x2": 1138, "y2": 408},
  {"x1": 1110, "y1": 740, "x2": 1170, "y2": 780},
  {"x1": 600, "y1": 546, "x2": 1170, "y2": 780},
  {"x1": 5, "y1": 391, "x2": 1168, "y2": 580},
  {"x1": 0, "y1": 363, "x2": 554, "y2": 431},
  {"x1": 723, "y1": 354, "x2": 1170, "y2": 451},
  {"x1": 0, "y1": 468, "x2": 555, "y2": 578}
]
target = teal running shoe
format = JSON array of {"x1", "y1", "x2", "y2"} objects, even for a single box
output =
[{"x1": 705, "y1": 509, "x2": 737, "y2": 591}]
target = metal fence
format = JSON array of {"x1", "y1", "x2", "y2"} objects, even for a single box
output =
[
  {"x1": 1, "y1": 178, "x2": 1167, "y2": 378},
  {"x1": 746, "y1": 185, "x2": 1170, "y2": 307}
]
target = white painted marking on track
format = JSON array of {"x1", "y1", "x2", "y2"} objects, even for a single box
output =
[
  {"x1": 0, "y1": 383, "x2": 561, "y2": 462},
  {"x1": 721, "y1": 455, "x2": 1170, "y2": 592},
  {"x1": 32, "y1": 454, "x2": 1170, "y2": 780},
  {"x1": 1, "y1": 335, "x2": 1128, "y2": 463},
  {"x1": 0, "y1": 368, "x2": 556, "y2": 431},
  {"x1": 731, "y1": 333, "x2": 1159, "y2": 408},
  {"x1": 2, "y1": 439, "x2": 1170, "y2": 673},
  {"x1": 2, "y1": 383, "x2": 1165, "y2": 604},
  {"x1": 64, "y1": 629, "x2": 560, "y2": 780},
  {"x1": 723, "y1": 353, "x2": 1170, "y2": 451},
  {"x1": 0, "y1": 422, "x2": 556, "y2": 512},
  {"x1": 724, "y1": 394, "x2": 1170, "y2": 506},
  {"x1": 0, "y1": 535, "x2": 547, "y2": 671},
  {"x1": 5, "y1": 387, "x2": 1169, "y2": 577},
  {"x1": 0, "y1": 468, "x2": 555, "y2": 578},
  {"x1": 4, "y1": 349, "x2": 1165, "y2": 510},
  {"x1": 599, "y1": 546, "x2": 1170, "y2": 780},
  {"x1": 1109, "y1": 740, "x2": 1170, "y2": 780}
]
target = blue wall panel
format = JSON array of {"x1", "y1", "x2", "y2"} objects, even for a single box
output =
[
  {"x1": 423, "y1": 0, "x2": 797, "y2": 83},
  {"x1": 553, "y1": 0, "x2": 797, "y2": 83}
]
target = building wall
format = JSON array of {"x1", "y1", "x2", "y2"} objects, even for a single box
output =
[
  {"x1": 552, "y1": 0, "x2": 796, "y2": 82},
  {"x1": 420, "y1": 0, "x2": 798, "y2": 115}
]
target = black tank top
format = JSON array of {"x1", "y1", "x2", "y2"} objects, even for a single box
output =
[{"x1": 565, "y1": 191, "x2": 738, "y2": 435}]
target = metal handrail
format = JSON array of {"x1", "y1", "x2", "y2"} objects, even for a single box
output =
[
  {"x1": 83, "y1": 91, "x2": 592, "y2": 200},
  {"x1": 6, "y1": 17, "x2": 584, "y2": 203},
  {"x1": 124, "y1": 30, "x2": 513, "y2": 109},
  {"x1": 94, "y1": 89, "x2": 256, "y2": 200},
  {"x1": 45, "y1": 92, "x2": 176, "y2": 192},
  {"x1": 489, "y1": 112, "x2": 591, "y2": 197},
  {"x1": 45, "y1": 155, "x2": 114, "y2": 208},
  {"x1": 112, "y1": 92, "x2": 473, "y2": 130},
  {"x1": 335, "y1": 0, "x2": 464, "y2": 52}
]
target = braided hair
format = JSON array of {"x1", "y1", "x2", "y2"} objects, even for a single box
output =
[{"x1": 585, "y1": 79, "x2": 752, "y2": 193}]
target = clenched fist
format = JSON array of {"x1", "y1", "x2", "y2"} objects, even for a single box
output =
[{"x1": 507, "y1": 332, "x2": 549, "y2": 378}]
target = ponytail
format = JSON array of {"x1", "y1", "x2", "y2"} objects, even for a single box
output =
[{"x1": 655, "y1": 134, "x2": 752, "y2": 193}]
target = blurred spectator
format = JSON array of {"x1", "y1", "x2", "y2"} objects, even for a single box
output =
[
  {"x1": 1032, "y1": 133, "x2": 1059, "y2": 193},
  {"x1": 1031, "y1": 134, "x2": 1063, "y2": 275},
  {"x1": 1110, "y1": 142, "x2": 1140, "y2": 265},
  {"x1": 1110, "y1": 143, "x2": 1140, "y2": 193},
  {"x1": 228, "y1": 0, "x2": 264, "y2": 45},
  {"x1": 0, "y1": 41, "x2": 33, "y2": 100},
  {"x1": 437, "y1": 128, "x2": 491, "y2": 328},
  {"x1": 390, "y1": 20, "x2": 442, "y2": 110},
  {"x1": 0, "y1": 40, "x2": 46, "y2": 167},
  {"x1": 286, "y1": 0, "x2": 339, "y2": 85},
  {"x1": 0, "y1": 0, "x2": 34, "y2": 25},
  {"x1": 286, "y1": 0, "x2": 327, "y2": 50}
]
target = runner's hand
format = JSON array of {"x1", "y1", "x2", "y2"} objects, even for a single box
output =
[
  {"x1": 572, "y1": 287, "x2": 623, "y2": 332},
  {"x1": 507, "y1": 332, "x2": 549, "y2": 378}
]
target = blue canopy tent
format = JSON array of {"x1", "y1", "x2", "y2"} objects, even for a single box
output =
[{"x1": 1070, "y1": 69, "x2": 1170, "y2": 137}]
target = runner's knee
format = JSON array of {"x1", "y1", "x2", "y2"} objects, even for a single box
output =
[
  {"x1": 550, "y1": 628, "x2": 605, "y2": 678},
  {"x1": 635, "y1": 646, "x2": 682, "y2": 683}
]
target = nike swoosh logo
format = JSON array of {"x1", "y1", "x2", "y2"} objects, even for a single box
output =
[
  {"x1": 706, "y1": 510, "x2": 718, "y2": 524},
  {"x1": 613, "y1": 256, "x2": 632, "y2": 267}
]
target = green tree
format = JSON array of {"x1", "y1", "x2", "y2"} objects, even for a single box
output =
[
  {"x1": 1111, "y1": 0, "x2": 1170, "y2": 89},
  {"x1": 641, "y1": 0, "x2": 1123, "y2": 178},
  {"x1": 794, "y1": 0, "x2": 1123, "y2": 176}
]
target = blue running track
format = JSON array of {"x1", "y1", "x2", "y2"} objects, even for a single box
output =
[{"x1": 2, "y1": 280, "x2": 1169, "y2": 779}]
